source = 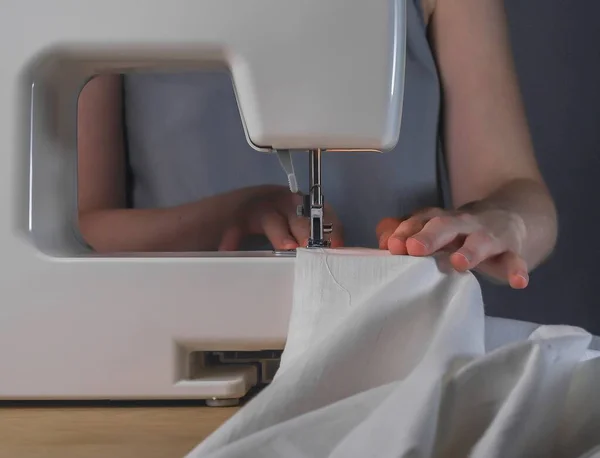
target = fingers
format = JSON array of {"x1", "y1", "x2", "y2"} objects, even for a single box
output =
[
  {"x1": 260, "y1": 210, "x2": 299, "y2": 250},
  {"x1": 447, "y1": 227, "x2": 529, "y2": 289},
  {"x1": 508, "y1": 263, "x2": 530, "y2": 289},
  {"x1": 476, "y1": 254, "x2": 529, "y2": 289},
  {"x1": 259, "y1": 193, "x2": 344, "y2": 250},
  {"x1": 384, "y1": 208, "x2": 446, "y2": 254},
  {"x1": 376, "y1": 217, "x2": 401, "y2": 249},
  {"x1": 244, "y1": 190, "x2": 344, "y2": 250},
  {"x1": 477, "y1": 252, "x2": 529, "y2": 289},
  {"x1": 449, "y1": 230, "x2": 504, "y2": 272},
  {"x1": 387, "y1": 215, "x2": 431, "y2": 255},
  {"x1": 505, "y1": 252, "x2": 529, "y2": 289},
  {"x1": 288, "y1": 215, "x2": 310, "y2": 248},
  {"x1": 218, "y1": 226, "x2": 243, "y2": 251},
  {"x1": 379, "y1": 209, "x2": 530, "y2": 289},
  {"x1": 387, "y1": 209, "x2": 466, "y2": 256},
  {"x1": 407, "y1": 214, "x2": 480, "y2": 256}
]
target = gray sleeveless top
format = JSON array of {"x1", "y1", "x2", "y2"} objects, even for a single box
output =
[{"x1": 123, "y1": 0, "x2": 443, "y2": 248}]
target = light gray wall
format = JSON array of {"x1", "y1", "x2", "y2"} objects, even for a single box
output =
[{"x1": 482, "y1": 1, "x2": 600, "y2": 334}]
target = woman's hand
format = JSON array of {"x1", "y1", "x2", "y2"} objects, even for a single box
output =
[
  {"x1": 376, "y1": 204, "x2": 529, "y2": 289},
  {"x1": 219, "y1": 186, "x2": 343, "y2": 251}
]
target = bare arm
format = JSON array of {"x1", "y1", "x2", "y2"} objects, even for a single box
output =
[
  {"x1": 77, "y1": 75, "x2": 267, "y2": 252},
  {"x1": 430, "y1": 0, "x2": 557, "y2": 268},
  {"x1": 378, "y1": 0, "x2": 557, "y2": 287}
]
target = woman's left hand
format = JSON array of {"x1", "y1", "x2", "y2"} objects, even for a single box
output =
[{"x1": 376, "y1": 205, "x2": 529, "y2": 289}]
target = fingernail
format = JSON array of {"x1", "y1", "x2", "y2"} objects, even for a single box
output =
[
  {"x1": 451, "y1": 252, "x2": 470, "y2": 270},
  {"x1": 512, "y1": 271, "x2": 529, "y2": 289},
  {"x1": 283, "y1": 239, "x2": 297, "y2": 248},
  {"x1": 515, "y1": 269, "x2": 528, "y2": 278},
  {"x1": 409, "y1": 237, "x2": 428, "y2": 250},
  {"x1": 455, "y1": 251, "x2": 469, "y2": 263}
]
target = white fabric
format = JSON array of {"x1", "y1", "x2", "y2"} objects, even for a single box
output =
[
  {"x1": 485, "y1": 316, "x2": 600, "y2": 361},
  {"x1": 186, "y1": 249, "x2": 600, "y2": 458}
]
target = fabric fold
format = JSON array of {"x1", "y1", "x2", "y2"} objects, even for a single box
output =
[{"x1": 185, "y1": 249, "x2": 599, "y2": 458}]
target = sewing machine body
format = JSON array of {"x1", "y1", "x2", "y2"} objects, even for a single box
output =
[{"x1": 0, "y1": 0, "x2": 407, "y2": 402}]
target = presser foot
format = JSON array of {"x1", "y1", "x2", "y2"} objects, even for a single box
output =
[{"x1": 307, "y1": 239, "x2": 331, "y2": 249}]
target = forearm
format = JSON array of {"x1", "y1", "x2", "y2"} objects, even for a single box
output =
[
  {"x1": 79, "y1": 205, "x2": 227, "y2": 253},
  {"x1": 79, "y1": 185, "x2": 282, "y2": 253},
  {"x1": 462, "y1": 178, "x2": 558, "y2": 270}
]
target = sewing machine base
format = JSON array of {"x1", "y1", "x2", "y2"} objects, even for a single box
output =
[
  {"x1": 188, "y1": 350, "x2": 282, "y2": 406},
  {"x1": 1, "y1": 316, "x2": 597, "y2": 405},
  {"x1": 205, "y1": 399, "x2": 241, "y2": 407}
]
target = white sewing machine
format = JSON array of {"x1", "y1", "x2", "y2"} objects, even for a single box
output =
[
  {"x1": 1, "y1": 0, "x2": 597, "y2": 407},
  {"x1": 0, "y1": 0, "x2": 407, "y2": 406}
]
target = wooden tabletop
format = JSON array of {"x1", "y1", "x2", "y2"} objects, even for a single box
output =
[{"x1": 0, "y1": 405, "x2": 238, "y2": 458}]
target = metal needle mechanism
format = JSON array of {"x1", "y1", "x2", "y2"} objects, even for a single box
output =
[
  {"x1": 278, "y1": 148, "x2": 333, "y2": 248},
  {"x1": 297, "y1": 149, "x2": 333, "y2": 248}
]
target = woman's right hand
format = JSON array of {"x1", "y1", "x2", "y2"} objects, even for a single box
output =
[{"x1": 218, "y1": 186, "x2": 343, "y2": 251}]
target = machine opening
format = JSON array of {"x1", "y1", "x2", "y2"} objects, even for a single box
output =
[
  {"x1": 76, "y1": 70, "x2": 297, "y2": 255},
  {"x1": 188, "y1": 350, "x2": 282, "y2": 385}
]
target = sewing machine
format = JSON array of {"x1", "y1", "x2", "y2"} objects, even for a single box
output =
[
  {"x1": 0, "y1": 0, "x2": 406, "y2": 405},
  {"x1": 4, "y1": 0, "x2": 597, "y2": 408}
]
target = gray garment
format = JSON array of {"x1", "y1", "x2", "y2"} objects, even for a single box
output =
[{"x1": 123, "y1": 0, "x2": 442, "y2": 248}]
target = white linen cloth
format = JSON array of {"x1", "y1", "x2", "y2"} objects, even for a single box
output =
[{"x1": 186, "y1": 248, "x2": 600, "y2": 458}]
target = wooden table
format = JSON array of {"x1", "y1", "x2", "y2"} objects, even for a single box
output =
[{"x1": 0, "y1": 404, "x2": 238, "y2": 458}]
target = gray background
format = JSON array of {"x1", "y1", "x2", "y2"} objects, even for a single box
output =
[{"x1": 482, "y1": 1, "x2": 600, "y2": 334}]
